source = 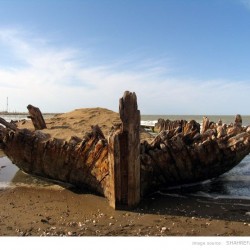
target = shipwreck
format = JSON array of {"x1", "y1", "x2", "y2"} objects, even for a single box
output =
[{"x1": 1, "y1": 91, "x2": 250, "y2": 209}]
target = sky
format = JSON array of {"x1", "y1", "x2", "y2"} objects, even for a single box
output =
[{"x1": 1, "y1": 0, "x2": 250, "y2": 115}]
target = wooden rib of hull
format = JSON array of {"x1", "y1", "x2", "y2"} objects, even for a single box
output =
[
  {"x1": 140, "y1": 131, "x2": 250, "y2": 194},
  {"x1": 1, "y1": 128, "x2": 110, "y2": 197}
]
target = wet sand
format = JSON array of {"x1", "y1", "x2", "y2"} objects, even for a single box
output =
[{"x1": 0, "y1": 184, "x2": 250, "y2": 236}]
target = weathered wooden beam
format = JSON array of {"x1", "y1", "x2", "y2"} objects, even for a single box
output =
[
  {"x1": 0, "y1": 117, "x2": 17, "y2": 131},
  {"x1": 202, "y1": 116, "x2": 210, "y2": 134},
  {"x1": 27, "y1": 104, "x2": 47, "y2": 130},
  {"x1": 108, "y1": 91, "x2": 141, "y2": 209}
]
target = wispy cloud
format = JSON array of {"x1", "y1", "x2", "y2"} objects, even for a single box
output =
[
  {"x1": 240, "y1": 0, "x2": 250, "y2": 10},
  {"x1": 0, "y1": 27, "x2": 249, "y2": 115}
]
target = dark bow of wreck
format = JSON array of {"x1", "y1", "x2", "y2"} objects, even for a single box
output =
[{"x1": 1, "y1": 91, "x2": 250, "y2": 209}]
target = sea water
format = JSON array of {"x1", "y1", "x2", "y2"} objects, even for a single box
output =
[
  {"x1": 1, "y1": 114, "x2": 250, "y2": 200},
  {"x1": 141, "y1": 114, "x2": 250, "y2": 127}
]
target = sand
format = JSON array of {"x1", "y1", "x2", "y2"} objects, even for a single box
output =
[
  {"x1": 1, "y1": 108, "x2": 250, "y2": 236},
  {"x1": 0, "y1": 183, "x2": 250, "y2": 236},
  {"x1": 16, "y1": 107, "x2": 154, "y2": 142}
]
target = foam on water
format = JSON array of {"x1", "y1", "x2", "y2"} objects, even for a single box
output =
[{"x1": 141, "y1": 120, "x2": 158, "y2": 127}]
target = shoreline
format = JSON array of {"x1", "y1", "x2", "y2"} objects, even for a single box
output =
[
  {"x1": 0, "y1": 184, "x2": 249, "y2": 236},
  {"x1": 0, "y1": 112, "x2": 59, "y2": 116}
]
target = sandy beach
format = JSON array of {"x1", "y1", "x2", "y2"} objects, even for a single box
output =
[
  {"x1": 0, "y1": 182, "x2": 250, "y2": 236},
  {"x1": 0, "y1": 108, "x2": 250, "y2": 237}
]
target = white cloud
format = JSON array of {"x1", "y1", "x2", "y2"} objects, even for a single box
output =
[
  {"x1": 0, "y1": 27, "x2": 250, "y2": 115},
  {"x1": 240, "y1": 0, "x2": 250, "y2": 10}
]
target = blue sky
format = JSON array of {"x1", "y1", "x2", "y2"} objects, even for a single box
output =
[{"x1": 0, "y1": 0, "x2": 250, "y2": 115}]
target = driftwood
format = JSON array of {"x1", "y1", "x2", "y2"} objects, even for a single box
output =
[
  {"x1": 27, "y1": 104, "x2": 47, "y2": 130},
  {"x1": 1, "y1": 91, "x2": 250, "y2": 208}
]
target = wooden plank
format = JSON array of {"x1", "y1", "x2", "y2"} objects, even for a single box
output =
[{"x1": 108, "y1": 91, "x2": 141, "y2": 209}]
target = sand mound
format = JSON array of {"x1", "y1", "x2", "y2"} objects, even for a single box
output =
[
  {"x1": 18, "y1": 108, "x2": 121, "y2": 141},
  {"x1": 17, "y1": 107, "x2": 154, "y2": 142}
]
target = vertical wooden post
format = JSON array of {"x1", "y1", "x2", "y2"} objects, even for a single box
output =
[
  {"x1": 108, "y1": 91, "x2": 141, "y2": 209},
  {"x1": 27, "y1": 104, "x2": 47, "y2": 130}
]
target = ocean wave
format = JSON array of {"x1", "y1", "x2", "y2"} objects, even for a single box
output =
[{"x1": 141, "y1": 120, "x2": 157, "y2": 126}]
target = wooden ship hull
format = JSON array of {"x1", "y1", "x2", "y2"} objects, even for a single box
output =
[{"x1": 1, "y1": 91, "x2": 250, "y2": 208}]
